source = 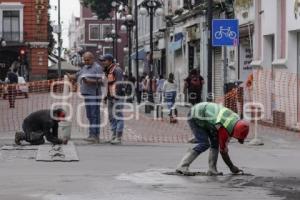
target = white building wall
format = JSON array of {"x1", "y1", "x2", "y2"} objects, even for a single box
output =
[
  {"x1": 261, "y1": 0, "x2": 277, "y2": 36},
  {"x1": 251, "y1": 0, "x2": 300, "y2": 128},
  {"x1": 286, "y1": 0, "x2": 300, "y2": 31},
  {"x1": 286, "y1": 0, "x2": 300, "y2": 74}
]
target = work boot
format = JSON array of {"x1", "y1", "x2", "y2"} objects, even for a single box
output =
[
  {"x1": 207, "y1": 148, "x2": 223, "y2": 176},
  {"x1": 188, "y1": 137, "x2": 198, "y2": 143},
  {"x1": 110, "y1": 133, "x2": 116, "y2": 143},
  {"x1": 83, "y1": 135, "x2": 99, "y2": 144},
  {"x1": 15, "y1": 131, "x2": 25, "y2": 145},
  {"x1": 176, "y1": 148, "x2": 200, "y2": 175},
  {"x1": 110, "y1": 136, "x2": 122, "y2": 145}
]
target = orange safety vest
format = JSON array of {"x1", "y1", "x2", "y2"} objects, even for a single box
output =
[{"x1": 107, "y1": 64, "x2": 117, "y2": 97}]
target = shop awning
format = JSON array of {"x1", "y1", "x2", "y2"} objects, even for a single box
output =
[
  {"x1": 169, "y1": 39, "x2": 183, "y2": 51},
  {"x1": 131, "y1": 49, "x2": 146, "y2": 60}
]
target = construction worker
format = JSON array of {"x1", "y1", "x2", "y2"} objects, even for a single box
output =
[
  {"x1": 101, "y1": 54, "x2": 125, "y2": 145},
  {"x1": 15, "y1": 109, "x2": 68, "y2": 145},
  {"x1": 176, "y1": 102, "x2": 249, "y2": 175}
]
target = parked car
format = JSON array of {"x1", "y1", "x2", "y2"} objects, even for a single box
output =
[{"x1": 2, "y1": 77, "x2": 29, "y2": 99}]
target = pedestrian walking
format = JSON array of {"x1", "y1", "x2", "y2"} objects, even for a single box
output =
[
  {"x1": 184, "y1": 69, "x2": 204, "y2": 106},
  {"x1": 176, "y1": 102, "x2": 249, "y2": 175},
  {"x1": 101, "y1": 54, "x2": 125, "y2": 145},
  {"x1": 67, "y1": 52, "x2": 103, "y2": 143},
  {"x1": 156, "y1": 75, "x2": 165, "y2": 103},
  {"x1": 15, "y1": 109, "x2": 68, "y2": 145},
  {"x1": 136, "y1": 76, "x2": 144, "y2": 104},
  {"x1": 5, "y1": 67, "x2": 18, "y2": 108},
  {"x1": 163, "y1": 73, "x2": 178, "y2": 123}
]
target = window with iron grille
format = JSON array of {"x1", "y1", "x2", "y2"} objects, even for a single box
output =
[
  {"x1": 103, "y1": 47, "x2": 113, "y2": 55},
  {"x1": 89, "y1": 24, "x2": 100, "y2": 40},
  {"x1": 102, "y1": 24, "x2": 113, "y2": 39}
]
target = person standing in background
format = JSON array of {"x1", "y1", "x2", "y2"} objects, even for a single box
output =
[
  {"x1": 101, "y1": 54, "x2": 125, "y2": 145},
  {"x1": 163, "y1": 73, "x2": 178, "y2": 123},
  {"x1": 67, "y1": 52, "x2": 103, "y2": 143}
]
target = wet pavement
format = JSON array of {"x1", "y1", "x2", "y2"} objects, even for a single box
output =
[
  {"x1": 0, "y1": 102, "x2": 300, "y2": 199},
  {"x1": 0, "y1": 138, "x2": 299, "y2": 200}
]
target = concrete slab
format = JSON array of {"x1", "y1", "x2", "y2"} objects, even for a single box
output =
[
  {"x1": 36, "y1": 142, "x2": 79, "y2": 162},
  {"x1": 1, "y1": 144, "x2": 39, "y2": 150}
]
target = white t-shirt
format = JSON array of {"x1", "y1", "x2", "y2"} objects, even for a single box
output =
[{"x1": 163, "y1": 80, "x2": 177, "y2": 93}]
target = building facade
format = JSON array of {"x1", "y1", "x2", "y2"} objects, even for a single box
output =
[
  {"x1": 0, "y1": 0, "x2": 49, "y2": 81},
  {"x1": 251, "y1": 0, "x2": 300, "y2": 128},
  {"x1": 68, "y1": 2, "x2": 128, "y2": 70}
]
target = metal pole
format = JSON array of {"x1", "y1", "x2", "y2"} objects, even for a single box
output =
[
  {"x1": 149, "y1": 8, "x2": 154, "y2": 75},
  {"x1": 145, "y1": 5, "x2": 154, "y2": 113},
  {"x1": 128, "y1": 27, "x2": 132, "y2": 74},
  {"x1": 111, "y1": 16, "x2": 115, "y2": 58},
  {"x1": 115, "y1": 9, "x2": 118, "y2": 62},
  {"x1": 135, "y1": 0, "x2": 139, "y2": 97},
  {"x1": 58, "y1": 0, "x2": 62, "y2": 78},
  {"x1": 207, "y1": 0, "x2": 213, "y2": 101},
  {"x1": 128, "y1": 1, "x2": 133, "y2": 74},
  {"x1": 149, "y1": 7, "x2": 154, "y2": 105}
]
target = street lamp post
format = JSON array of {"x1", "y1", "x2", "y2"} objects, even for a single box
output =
[
  {"x1": 207, "y1": 0, "x2": 213, "y2": 102},
  {"x1": 104, "y1": 30, "x2": 121, "y2": 61},
  {"x1": 57, "y1": 0, "x2": 62, "y2": 78},
  {"x1": 135, "y1": 0, "x2": 139, "y2": 104},
  {"x1": 111, "y1": 1, "x2": 125, "y2": 63},
  {"x1": 139, "y1": 0, "x2": 163, "y2": 113},
  {"x1": 139, "y1": 0, "x2": 163, "y2": 76},
  {"x1": 121, "y1": 14, "x2": 134, "y2": 74}
]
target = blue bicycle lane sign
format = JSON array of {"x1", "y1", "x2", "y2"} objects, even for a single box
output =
[{"x1": 212, "y1": 19, "x2": 239, "y2": 46}]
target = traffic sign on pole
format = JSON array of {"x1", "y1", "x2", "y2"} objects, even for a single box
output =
[{"x1": 212, "y1": 19, "x2": 239, "y2": 46}]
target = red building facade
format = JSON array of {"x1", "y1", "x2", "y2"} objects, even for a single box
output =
[
  {"x1": 0, "y1": 0, "x2": 48, "y2": 81},
  {"x1": 70, "y1": 4, "x2": 128, "y2": 70}
]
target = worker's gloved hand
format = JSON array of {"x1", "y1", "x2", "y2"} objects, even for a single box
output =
[{"x1": 230, "y1": 165, "x2": 243, "y2": 174}]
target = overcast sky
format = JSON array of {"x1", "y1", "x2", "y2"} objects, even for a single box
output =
[{"x1": 49, "y1": 0, "x2": 80, "y2": 48}]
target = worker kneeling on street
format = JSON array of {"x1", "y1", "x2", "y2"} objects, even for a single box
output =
[
  {"x1": 15, "y1": 109, "x2": 68, "y2": 145},
  {"x1": 176, "y1": 102, "x2": 249, "y2": 175}
]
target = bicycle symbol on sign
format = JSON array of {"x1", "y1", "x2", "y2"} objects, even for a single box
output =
[{"x1": 215, "y1": 26, "x2": 237, "y2": 40}]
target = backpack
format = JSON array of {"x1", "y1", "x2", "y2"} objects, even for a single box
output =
[{"x1": 188, "y1": 77, "x2": 202, "y2": 92}]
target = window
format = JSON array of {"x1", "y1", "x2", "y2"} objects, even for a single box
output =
[
  {"x1": 89, "y1": 24, "x2": 100, "y2": 40},
  {"x1": 103, "y1": 47, "x2": 113, "y2": 55},
  {"x1": 102, "y1": 24, "x2": 113, "y2": 39},
  {"x1": 3, "y1": 10, "x2": 20, "y2": 41}
]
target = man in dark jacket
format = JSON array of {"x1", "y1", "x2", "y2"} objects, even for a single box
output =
[
  {"x1": 101, "y1": 54, "x2": 125, "y2": 145},
  {"x1": 6, "y1": 67, "x2": 18, "y2": 108},
  {"x1": 15, "y1": 109, "x2": 68, "y2": 145}
]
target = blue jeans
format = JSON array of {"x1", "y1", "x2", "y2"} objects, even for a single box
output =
[
  {"x1": 108, "y1": 98, "x2": 124, "y2": 137},
  {"x1": 187, "y1": 117, "x2": 219, "y2": 153},
  {"x1": 165, "y1": 91, "x2": 176, "y2": 115},
  {"x1": 84, "y1": 97, "x2": 100, "y2": 137}
]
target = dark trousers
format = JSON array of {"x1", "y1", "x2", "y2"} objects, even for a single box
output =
[
  {"x1": 8, "y1": 85, "x2": 16, "y2": 108},
  {"x1": 22, "y1": 124, "x2": 45, "y2": 145},
  {"x1": 187, "y1": 117, "x2": 219, "y2": 153},
  {"x1": 84, "y1": 97, "x2": 101, "y2": 137}
]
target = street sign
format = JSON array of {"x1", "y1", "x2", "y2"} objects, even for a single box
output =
[{"x1": 212, "y1": 19, "x2": 239, "y2": 46}]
